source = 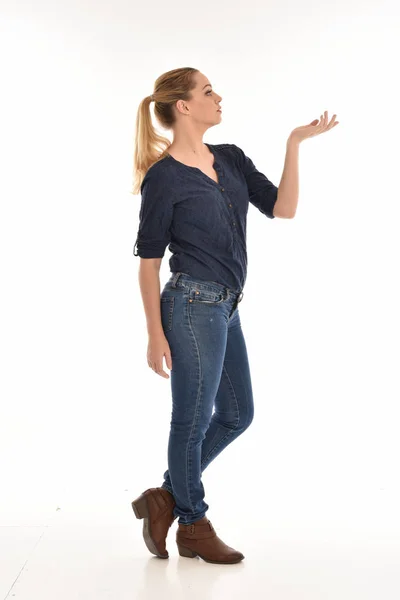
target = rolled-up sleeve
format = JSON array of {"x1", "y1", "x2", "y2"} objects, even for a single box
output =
[
  {"x1": 133, "y1": 170, "x2": 174, "y2": 258},
  {"x1": 232, "y1": 144, "x2": 278, "y2": 219}
]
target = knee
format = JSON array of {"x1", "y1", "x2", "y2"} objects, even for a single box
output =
[
  {"x1": 213, "y1": 406, "x2": 254, "y2": 433},
  {"x1": 237, "y1": 407, "x2": 254, "y2": 433}
]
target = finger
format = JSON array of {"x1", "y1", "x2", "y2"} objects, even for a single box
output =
[
  {"x1": 323, "y1": 116, "x2": 339, "y2": 132},
  {"x1": 325, "y1": 113, "x2": 334, "y2": 128},
  {"x1": 310, "y1": 116, "x2": 323, "y2": 136},
  {"x1": 318, "y1": 111, "x2": 329, "y2": 133},
  {"x1": 156, "y1": 367, "x2": 170, "y2": 379},
  {"x1": 151, "y1": 361, "x2": 169, "y2": 378},
  {"x1": 165, "y1": 352, "x2": 172, "y2": 371},
  {"x1": 328, "y1": 114, "x2": 338, "y2": 129},
  {"x1": 314, "y1": 114, "x2": 324, "y2": 133}
]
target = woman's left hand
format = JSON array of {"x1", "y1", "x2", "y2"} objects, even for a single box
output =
[{"x1": 289, "y1": 110, "x2": 339, "y2": 143}]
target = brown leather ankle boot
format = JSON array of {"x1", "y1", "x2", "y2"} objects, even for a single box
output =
[
  {"x1": 176, "y1": 516, "x2": 245, "y2": 564},
  {"x1": 131, "y1": 487, "x2": 177, "y2": 558}
]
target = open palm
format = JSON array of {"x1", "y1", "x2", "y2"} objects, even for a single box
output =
[{"x1": 290, "y1": 110, "x2": 339, "y2": 142}]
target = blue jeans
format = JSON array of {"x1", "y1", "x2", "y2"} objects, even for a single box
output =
[{"x1": 159, "y1": 271, "x2": 254, "y2": 524}]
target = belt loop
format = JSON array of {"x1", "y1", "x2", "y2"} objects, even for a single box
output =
[{"x1": 171, "y1": 272, "x2": 181, "y2": 288}]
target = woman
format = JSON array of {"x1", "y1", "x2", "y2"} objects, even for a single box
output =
[{"x1": 130, "y1": 67, "x2": 338, "y2": 564}]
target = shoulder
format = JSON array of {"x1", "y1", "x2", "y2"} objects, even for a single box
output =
[
  {"x1": 211, "y1": 142, "x2": 243, "y2": 159},
  {"x1": 140, "y1": 156, "x2": 174, "y2": 193},
  {"x1": 210, "y1": 142, "x2": 240, "y2": 154},
  {"x1": 210, "y1": 142, "x2": 246, "y2": 169}
]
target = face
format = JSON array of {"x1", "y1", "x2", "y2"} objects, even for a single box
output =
[{"x1": 175, "y1": 72, "x2": 222, "y2": 125}]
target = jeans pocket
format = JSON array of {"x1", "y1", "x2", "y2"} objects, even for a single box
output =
[
  {"x1": 160, "y1": 296, "x2": 175, "y2": 332},
  {"x1": 189, "y1": 286, "x2": 225, "y2": 304}
]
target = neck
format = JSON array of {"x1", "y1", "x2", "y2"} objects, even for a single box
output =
[{"x1": 169, "y1": 129, "x2": 209, "y2": 157}]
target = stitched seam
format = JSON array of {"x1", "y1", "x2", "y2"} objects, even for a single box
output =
[
  {"x1": 185, "y1": 294, "x2": 202, "y2": 513},
  {"x1": 201, "y1": 363, "x2": 240, "y2": 467}
]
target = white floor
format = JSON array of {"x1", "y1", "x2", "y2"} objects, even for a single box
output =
[{"x1": 1, "y1": 487, "x2": 399, "y2": 600}]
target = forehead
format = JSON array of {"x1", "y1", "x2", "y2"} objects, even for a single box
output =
[{"x1": 195, "y1": 73, "x2": 212, "y2": 89}]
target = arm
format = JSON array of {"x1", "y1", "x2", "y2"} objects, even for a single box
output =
[
  {"x1": 232, "y1": 144, "x2": 280, "y2": 219},
  {"x1": 274, "y1": 136, "x2": 299, "y2": 219},
  {"x1": 138, "y1": 258, "x2": 164, "y2": 337},
  {"x1": 137, "y1": 257, "x2": 172, "y2": 379},
  {"x1": 133, "y1": 169, "x2": 174, "y2": 336},
  {"x1": 232, "y1": 142, "x2": 298, "y2": 219}
]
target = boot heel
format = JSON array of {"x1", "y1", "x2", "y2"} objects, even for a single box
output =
[
  {"x1": 177, "y1": 543, "x2": 198, "y2": 558},
  {"x1": 131, "y1": 494, "x2": 149, "y2": 520}
]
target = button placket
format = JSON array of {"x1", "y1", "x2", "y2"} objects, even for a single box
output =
[{"x1": 219, "y1": 185, "x2": 236, "y2": 233}]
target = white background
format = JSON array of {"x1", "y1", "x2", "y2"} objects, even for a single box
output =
[{"x1": 1, "y1": 0, "x2": 399, "y2": 598}]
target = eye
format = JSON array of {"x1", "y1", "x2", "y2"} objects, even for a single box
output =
[{"x1": 206, "y1": 90, "x2": 213, "y2": 95}]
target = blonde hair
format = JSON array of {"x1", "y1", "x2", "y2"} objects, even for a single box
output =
[{"x1": 131, "y1": 67, "x2": 199, "y2": 196}]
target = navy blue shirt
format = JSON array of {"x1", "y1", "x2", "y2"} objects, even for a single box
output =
[{"x1": 133, "y1": 142, "x2": 278, "y2": 292}]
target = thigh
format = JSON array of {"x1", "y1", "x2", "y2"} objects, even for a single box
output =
[
  {"x1": 161, "y1": 285, "x2": 229, "y2": 426},
  {"x1": 214, "y1": 309, "x2": 254, "y2": 425}
]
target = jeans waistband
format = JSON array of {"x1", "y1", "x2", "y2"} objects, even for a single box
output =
[{"x1": 169, "y1": 272, "x2": 244, "y2": 303}]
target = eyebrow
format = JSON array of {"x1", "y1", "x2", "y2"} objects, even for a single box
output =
[{"x1": 202, "y1": 84, "x2": 212, "y2": 89}]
